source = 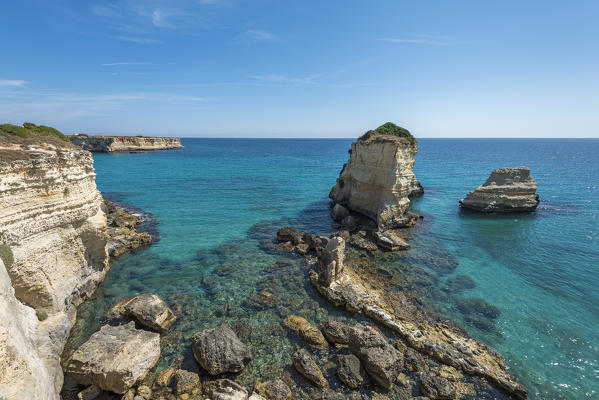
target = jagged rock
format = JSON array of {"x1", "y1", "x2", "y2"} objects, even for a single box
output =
[
  {"x1": 283, "y1": 315, "x2": 328, "y2": 349},
  {"x1": 112, "y1": 293, "x2": 176, "y2": 332},
  {"x1": 329, "y1": 124, "x2": 421, "y2": 229},
  {"x1": 418, "y1": 374, "x2": 456, "y2": 399},
  {"x1": 206, "y1": 379, "x2": 249, "y2": 400},
  {"x1": 320, "y1": 320, "x2": 351, "y2": 345},
  {"x1": 349, "y1": 234, "x2": 378, "y2": 251},
  {"x1": 292, "y1": 349, "x2": 328, "y2": 387},
  {"x1": 136, "y1": 385, "x2": 151, "y2": 399},
  {"x1": 374, "y1": 231, "x2": 410, "y2": 251},
  {"x1": 330, "y1": 203, "x2": 349, "y2": 221},
  {"x1": 276, "y1": 227, "x2": 303, "y2": 245},
  {"x1": 459, "y1": 166, "x2": 539, "y2": 212},
  {"x1": 65, "y1": 322, "x2": 160, "y2": 394},
  {"x1": 120, "y1": 390, "x2": 135, "y2": 400},
  {"x1": 410, "y1": 177, "x2": 425, "y2": 197},
  {"x1": 104, "y1": 201, "x2": 152, "y2": 258},
  {"x1": 174, "y1": 370, "x2": 199, "y2": 394},
  {"x1": 316, "y1": 237, "x2": 345, "y2": 286},
  {"x1": 348, "y1": 323, "x2": 403, "y2": 389},
  {"x1": 337, "y1": 354, "x2": 366, "y2": 389},
  {"x1": 404, "y1": 348, "x2": 427, "y2": 372},
  {"x1": 191, "y1": 323, "x2": 252, "y2": 375},
  {"x1": 253, "y1": 379, "x2": 291, "y2": 400},
  {"x1": 154, "y1": 367, "x2": 175, "y2": 387}
]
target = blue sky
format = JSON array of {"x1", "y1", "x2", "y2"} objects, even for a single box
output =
[{"x1": 1, "y1": 1, "x2": 598, "y2": 138}]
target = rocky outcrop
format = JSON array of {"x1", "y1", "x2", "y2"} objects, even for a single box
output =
[
  {"x1": 68, "y1": 135, "x2": 183, "y2": 153},
  {"x1": 104, "y1": 200, "x2": 152, "y2": 257},
  {"x1": 191, "y1": 323, "x2": 253, "y2": 375},
  {"x1": 329, "y1": 123, "x2": 421, "y2": 229},
  {"x1": 65, "y1": 322, "x2": 160, "y2": 394},
  {"x1": 336, "y1": 354, "x2": 366, "y2": 389},
  {"x1": 0, "y1": 133, "x2": 110, "y2": 399},
  {"x1": 459, "y1": 167, "x2": 539, "y2": 212},
  {"x1": 292, "y1": 349, "x2": 328, "y2": 388},
  {"x1": 109, "y1": 293, "x2": 176, "y2": 332}
]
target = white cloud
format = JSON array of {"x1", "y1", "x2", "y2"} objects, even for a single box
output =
[
  {"x1": 0, "y1": 80, "x2": 27, "y2": 87},
  {"x1": 376, "y1": 35, "x2": 456, "y2": 46},
  {"x1": 111, "y1": 35, "x2": 162, "y2": 43},
  {"x1": 248, "y1": 74, "x2": 319, "y2": 85},
  {"x1": 245, "y1": 29, "x2": 276, "y2": 41}
]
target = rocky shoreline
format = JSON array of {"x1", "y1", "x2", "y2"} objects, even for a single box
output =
[{"x1": 68, "y1": 135, "x2": 183, "y2": 153}]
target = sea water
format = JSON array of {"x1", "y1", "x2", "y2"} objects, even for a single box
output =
[{"x1": 66, "y1": 138, "x2": 598, "y2": 399}]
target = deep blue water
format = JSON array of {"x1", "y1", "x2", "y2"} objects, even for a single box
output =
[{"x1": 69, "y1": 138, "x2": 598, "y2": 399}]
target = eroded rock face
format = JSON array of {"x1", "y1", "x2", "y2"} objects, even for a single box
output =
[
  {"x1": 0, "y1": 135, "x2": 110, "y2": 399},
  {"x1": 459, "y1": 167, "x2": 539, "y2": 212},
  {"x1": 65, "y1": 322, "x2": 160, "y2": 394},
  {"x1": 316, "y1": 237, "x2": 345, "y2": 286},
  {"x1": 69, "y1": 135, "x2": 183, "y2": 153},
  {"x1": 191, "y1": 323, "x2": 253, "y2": 375},
  {"x1": 329, "y1": 129, "x2": 421, "y2": 229}
]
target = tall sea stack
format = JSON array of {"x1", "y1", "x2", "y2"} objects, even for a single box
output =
[{"x1": 329, "y1": 123, "x2": 422, "y2": 229}]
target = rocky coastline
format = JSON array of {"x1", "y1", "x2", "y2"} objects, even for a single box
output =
[{"x1": 68, "y1": 135, "x2": 183, "y2": 153}]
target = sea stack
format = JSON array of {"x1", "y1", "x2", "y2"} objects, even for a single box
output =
[
  {"x1": 460, "y1": 166, "x2": 540, "y2": 212},
  {"x1": 329, "y1": 123, "x2": 422, "y2": 229}
]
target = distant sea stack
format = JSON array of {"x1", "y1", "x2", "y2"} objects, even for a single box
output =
[
  {"x1": 329, "y1": 123, "x2": 423, "y2": 229},
  {"x1": 68, "y1": 134, "x2": 183, "y2": 152},
  {"x1": 460, "y1": 166, "x2": 540, "y2": 212}
]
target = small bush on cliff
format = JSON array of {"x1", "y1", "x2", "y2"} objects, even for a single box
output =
[
  {"x1": 0, "y1": 123, "x2": 70, "y2": 142},
  {"x1": 0, "y1": 244, "x2": 14, "y2": 268},
  {"x1": 359, "y1": 122, "x2": 415, "y2": 144}
]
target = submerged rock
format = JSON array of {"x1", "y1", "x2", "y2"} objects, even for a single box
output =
[
  {"x1": 253, "y1": 379, "x2": 291, "y2": 400},
  {"x1": 329, "y1": 123, "x2": 422, "y2": 229},
  {"x1": 374, "y1": 230, "x2": 410, "y2": 251},
  {"x1": 459, "y1": 166, "x2": 540, "y2": 212},
  {"x1": 191, "y1": 323, "x2": 253, "y2": 375},
  {"x1": 65, "y1": 322, "x2": 160, "y2": 394},
  {"x1": 206, "y1": 379, "x2": 249, "y2": 400},
  {"x1": 292, "y1": 349, "x2": 328, "y2": 387},
  {"x1": 320, "y1": 320, "x2": 351, "y2": 345},
  {"x1": 283, "y1": 315, "x2": 328, "y2": 349},
  {"x1": 174, "y1": 369, "x2": 200, "y2": 395}
]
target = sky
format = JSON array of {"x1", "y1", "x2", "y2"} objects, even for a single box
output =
[{"x1": 1, "y1": 1, "x2": 598, "y2": 138}]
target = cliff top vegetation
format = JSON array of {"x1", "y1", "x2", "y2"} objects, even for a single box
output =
[
  {"x1": 358, "y1": 122, "x2": 416, "y2": 144},
  {"x1": 0, "y1": 123, "x2": 70, "y2": 143}
]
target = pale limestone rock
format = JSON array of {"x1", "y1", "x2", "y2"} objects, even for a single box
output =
[
  {"x1": 317, "y1": 237, "x2": 345, "y2": 286},
  {"x1": 330, "y1": 131, "x2": 419, "y2": 229},
  {"x1": 460, "y1": 167, "x2": 539, "y2": 212},
  {"x1": 115, "y1": 293, "x2": 176, "y2": 332},
  {"x1": 69, "y1": 135, "x2": 183, "y2": 152},
  {"x1": 66, "y1": 322, "x2": 160, "y2": 394}
]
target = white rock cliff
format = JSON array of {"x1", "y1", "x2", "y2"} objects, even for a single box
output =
[{"x1": 0, "y1": 135, "x2": 109, "y2": 400}]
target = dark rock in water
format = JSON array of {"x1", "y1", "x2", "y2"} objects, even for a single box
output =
[
  {"x1": 330, "y1": 203, "x2": 350, "y2": 221},
  {"x1": 292, "y1": 349, "x2": 328, "y2": 387},
  {"x1": 103, "y1": 200, "x2": 153, "y2": 258},
  {"x1": 174, "y1": 369, "x2": 199, "y2": 395},
  {"x1": 110, "y1": 293, "x2": 176, "y2": 332},
  {"x1": 284, "y1": 315, "x2": 328, "y2": 349},
  {"x1": 347, "y1": 323, "x2": 403, "y2": 389},
  {"x1": 464, "y1": 314, "x2": 496, "y2": 332},
  {"x1": 205, "y1": 379, "x2": 248, "y2": 400},
  {"x1": 244, "y1": 289, "x2": 279, "y2": 310},
  {"x1": 337, "y1": 354, "x2": 366, "y2": 389},
  {"x1": 191, "y1": 323, "x2": 253, "y2": 375},
  {"x1": 459, "y1": 166, "x2": 540, "y2": 212},
  {"x1": 65, "y1": 322, "x2": 160, "y2": 394},
  {"x1": 445, "y1": 275, "x2": 475, "y2": 292},
  {"x1": 276, "y1": 227, "x2": 303, "y2": 244},
  {"x1": 418, "y1": 374, "x2": 456, "y2": 399},
  {"x1": 409, "y1": 177, "x2": 425, "y2": 197},
  {"x1": 455, "y1": 298, "x2": 501, "y2": 319},
  {"x1": 320, "y1": 320, "x2": 351, "y2": 345},
  {"x1": 254, "y1": 379, "x2": 291, "y2": 400}
]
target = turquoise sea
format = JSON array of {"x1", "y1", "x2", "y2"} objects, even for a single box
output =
[{"x1": 66, "y1": 138, "x2": 599, "y2": 399}]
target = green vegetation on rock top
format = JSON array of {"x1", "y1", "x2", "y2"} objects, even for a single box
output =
[
  {"x1": 0, "y1": 123, "x2": 70, "y2": 142},
  {"x1": 0, "y1": 244, "x2": 14, "y2": 268},
  {"x1": 359, "y1": 122, "x2": 416, "y2": 144}
]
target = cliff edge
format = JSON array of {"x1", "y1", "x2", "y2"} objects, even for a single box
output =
[
  {"x1": 0, "y1": 125, "x2": 110, "y2": 400},
  {"x1": 329, "y1": 123, "x2": 423, "y2": 229},
  {"x1": 69, "y1": 135, "x2": 183, "y2": 152}
]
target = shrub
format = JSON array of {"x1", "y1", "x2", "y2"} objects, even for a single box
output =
[
  {"x1": 359, "y1": 122, "x2": 415, "y2": 144},
  {"x1": 0, "y1": 123, "x2": 70, "y2": 142}
]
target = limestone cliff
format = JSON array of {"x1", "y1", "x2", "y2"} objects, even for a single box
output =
[
  {"x1": 0, "y1": 133, "x2": 109, "y2": 400},
  {"x1": 329, "y1": 123, "x2": 421, "y2": 229},
  {"x1": 69, "y1": 135, "x2": 183, "y2": 152},
  {"x1": 460, "y1": 166, "x2": 540, "y2": 212}
]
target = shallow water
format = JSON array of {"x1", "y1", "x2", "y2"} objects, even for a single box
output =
[{"x1": 65, "y1": 138, "x2": 598, "y2": 399}]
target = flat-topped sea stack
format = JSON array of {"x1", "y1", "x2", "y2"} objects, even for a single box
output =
[
  {"x1": 329, "y1": 122, "x2": 422, "y2": 229},
  {"x1": 460, "y1": 166, "x2": 540, "y2": 212},
  {"x1": 69, "y1": 134, "x2": 183, "y2": 152}
]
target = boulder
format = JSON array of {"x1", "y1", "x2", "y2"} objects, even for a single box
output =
[
  {"x1": 459, "y1": 167, "x2": 539, "y2": 212},
  {"x1": 320, "y1": 320, "x2": 351, "y2": 345},
  {"x1": 292, "y1": 349, "x2": 328, "y2": 387},
  {"x1": 206, "y1": 379, "x2": 249, "y2": 400},
  {"x1": 118, "y1": 293, "x2": 176, "y2": 332},
  {"x1": 191, "y1": 323, "x2": 252, "y2": 375},
  {"x1": 276, "y1": 227, "x2": 303, "y2": 244},
  {"x1": 348, "y1": 323, "x2": 403, "y2": 389},
  {"x1": 283, "y1": 316, "x2": 328, "y2": 349},
  {"x1": 253, "y1": 379, "x2": 291, "y2": 400},
  {"x1": 337, "y1": 354, "x2": 366, "y2": 389},
  {"x1": 418, "y1": 374, "x2": 456, "y2": 399},
  {"x1": 154, "y1": 367, "x2": 175, "y2": 387},
  {"x1": 349, "y1": 234, "x2": 378, "y2": 251},
  {"x1": 374, "y1": 231, "x2": 410, "y2": 251},
  {"x1": 65, "y1": 322, "x2": 160, "y2": 394},
  {"x1": 174, "y1": 369, "x2": 200, "y2": 394}
]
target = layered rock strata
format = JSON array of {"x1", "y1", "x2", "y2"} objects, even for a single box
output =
[
  {"x1": 0, "y1": 134, "x2": 109, "y2": 400},
  {"x1": 329, "y1": 124, "x2": 422, "y2": 229},
  {"x1": 69, "y1": 135, "x2": 183, "y2": 153},
  {"x1": 459, "y1": 167, "x2": 539, "y2": 212}
]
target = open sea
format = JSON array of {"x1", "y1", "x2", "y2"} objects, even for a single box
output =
[{"x1": 65, "y1": 138, "x2": 599, "y2": 399}]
